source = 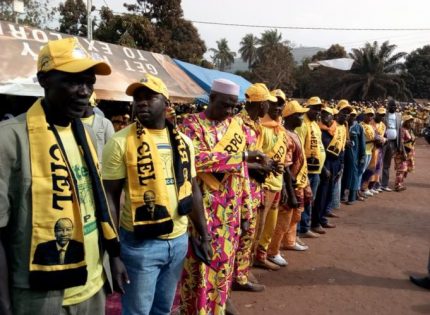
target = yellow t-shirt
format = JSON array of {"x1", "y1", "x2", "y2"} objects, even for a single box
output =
[
  {"x1": 54, "y1": 125, "x2": 105, "y2": 306},
  {"x1": 102, "y1": 126, "x2": 196, "y2": 239},
  {"x1": 295, "y1": 119, "x2": 326, "y2": 174},
  {"x1": 81, "y1": 115, "x2": 95, "y2": 126},
  {"x1": 261, "y1": 127, "x2": 284, "y2": 192}
]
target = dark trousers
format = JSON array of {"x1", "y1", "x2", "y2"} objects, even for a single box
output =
[
  {"x1": 312, "y1": 170, "x2": 333, "y2": 227},
  {"x1": 299, "y1": 174, "x2": 320, "y2": 233},
  {"x1": 381, "y1": 140, "x2": 397, "y2": 187}
]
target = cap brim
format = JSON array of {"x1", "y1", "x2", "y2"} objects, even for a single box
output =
[
  {"x1": 307, "y1": 103, "x2": 322, "y2": 106},
  {"x1": 126, "y1": 82, "x2": 146, "y2": 96},
  {"x1": 268, "y1": 95, "x2": 278, "y2": 102},
  {"x1": 339, "y1": 105, "x2": 353, "y2": 112},
  {"x1": 56, "y1": 59, "x2": 111, "y2": 75},
  {"x1": 283, "y1": 107, "x2": 309, "y2": 118}
]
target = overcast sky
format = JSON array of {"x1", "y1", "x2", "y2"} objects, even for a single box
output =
[{"x1": 92, "y1": 0, "x2": 430, "y2": 54}]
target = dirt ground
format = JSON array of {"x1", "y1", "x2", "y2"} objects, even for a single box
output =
[{"x1": 232, "y1": 141, "x2": 430, "y2": 315}]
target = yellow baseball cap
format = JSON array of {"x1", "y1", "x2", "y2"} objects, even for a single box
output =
[
  {"x1": 126, "y1": 73, "x2": 169, "y2": 99},
  {"x1": 246, "y1": 83, "x2": 277, "y2": 102},
  {"x1": 307, "y1": 96, "x2": 322, "y2": 106},
  {"x1": 402, "y1": 114, "x2": 414, "y2": 122},
  {"x1": 364, "y1": 107, "x2": 375, "y2": 115},
  {"x1": 337, "y1": 99, "x2": 353, "y2": 112},
  {"x1": 37, "y1": 38, "x2": 111, "y2": 75},
  {"x1": 282, "y1": 100, "x2": 309, "y2": 118},
  {"x1": 350, "y1": 108, "x2": 357, "y2": 115},
  {"x1": 376, "y1": 107, "x2": 387, "y2": 114},
  {"x1": 322, "y1": 106, "x2": 334, "y2": 115},
  {"x1": 270, "y1": 89, "x2": 286, "y2": 101}
]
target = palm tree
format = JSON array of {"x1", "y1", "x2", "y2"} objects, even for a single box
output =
[
  {"x1": 239, "y1": 34, "x2": 259, "y2": 69},
  {"x1": 257, "y1": 29, "x2": 285, "y2": 56},
  {"x1": 209, "y1": 38, "x2": 236, "y2": 71},
  {"x1": 338, "y1": 41, "x2": 410, "y2": 100}
]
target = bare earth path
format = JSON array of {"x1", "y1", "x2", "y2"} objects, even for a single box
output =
[{"x1": 233, "y1": 141, "x2": 430, "y2": 315}]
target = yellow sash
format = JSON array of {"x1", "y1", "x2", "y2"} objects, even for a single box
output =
[
  {"x1": 361, "y1": 122, "x2": 375, "y2": 154},
  {"x1": 125, "y1": 122, "x2": 193, "y2": 238},
  {"x1": 198, "y1": 117, "x2": 246, "y2": 190},
  {"x1": 27, "y1": 99, "x2": 118, "y2": 290},
  {"x1": 304, "y1": 117, "x2": 323, "y2": 172},
  {"x1": 327, "y1": 124, "x2": 347, "y2": 156},
  {"x1": 266, "y1": 128, "x2": 288, "y2": 164},
  {"x1": 290, "y1": 131, "x2": 308, "y2": 189}
]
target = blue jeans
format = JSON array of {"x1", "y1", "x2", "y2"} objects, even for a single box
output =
[
  {"x1": 299, "y1": 173, "x2": 320, "y2": 233},
  {"x1": 120, "y1": 228, "x2": 188, "y2": 315},
  {"x1": 358, "y1": 154, "x2": 372, "y2": 189}
]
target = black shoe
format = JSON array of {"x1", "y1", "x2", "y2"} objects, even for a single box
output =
[{"x1": 410, "y1": 276, "x2": 430, "y2": 290}]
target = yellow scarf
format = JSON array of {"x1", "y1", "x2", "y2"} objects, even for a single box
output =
[
  {"x1": 304, "y1": 116, "x2": 323, "y2": 172},
  {"x1": 326, "y1": 123, "x2": 347, "y2": 156},
  {"x1": 361, "y1": 122, "x2": 375, "y2": 154},
  {"x1": 198, "y1": 117, "x2": 246, "y2": 190},
  {"x1": 28, "y1": 99, "x2": 118, "y2": 290},
  {"x1": 262, "y1": 118, "x2": 288, "y2": 164},
  {"x1": 126, "y1": 121, "x2": 193, "y2": 238}
]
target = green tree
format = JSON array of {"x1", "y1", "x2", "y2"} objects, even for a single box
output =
[
  {"x1": 58, "y1": 0, "x2": 88, "y2": 36},
  {"x1": 311, "y1": 44, "x2": 347, "y2": 61},
  {"x1": 339, "y1": 41, "x2": 409, "y2": 100},
  {"x1": 293, "y1": 44, "x2": 348, "y2": 98},
  {"x1": 0, "y1": 0, "x2": 55, "y2": 28},
  {"x1": 94, "y1": 6, "x2": 157, "y2": 50},
  {"x1": 251, "y1": 30, "x2": 296, "y2": 94},
  {"x1": 405, "y1": 45, "x2": 430, "y2": 99},
  {"x1": 123, "y1": 0, "x2": 206, "y2": 63},
  {"x1": 239, "y1": 34, "x2": 259, "y2": 70},
  {"x1": 209, "y1": 38, "x2": 236, "y2": 71}
]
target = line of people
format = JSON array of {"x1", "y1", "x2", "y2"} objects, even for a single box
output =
[{"x1": 0, "y1": 38, "x2": 418, "y2": 315}]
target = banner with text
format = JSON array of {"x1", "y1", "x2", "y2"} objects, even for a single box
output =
[{"x1": 0, "y1": 20, "x2": 205, "y2": 102}]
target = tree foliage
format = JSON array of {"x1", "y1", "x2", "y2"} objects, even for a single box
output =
[
  {"x1": 0, "y1": 0, "x2": 55, "y2": 28},
  {"x1": 311, "y1": 44, "x2": 347, "y2": 61},
  {"x1": 209, "y1": 38, "x2": 236, "y2": 71},
  {"x1": 58, "y1": 0, "x2": 88, "y2": 36},
  {"x1": 405, "y1": 45, "x2": 430, "y2": 99},
  {"x1": 239, "y1": 34, "x2": 258, "y2": 70},
  {"x1": 338, "y1": 41, "x2": 410, "y2": 100},
  {"x1": 251, "y1": 30, "x2": 296, "y2": 94},
  {"x1": 122, "y1": 0, "x2": 206, "y2": 64}
]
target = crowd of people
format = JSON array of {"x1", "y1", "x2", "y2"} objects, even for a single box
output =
[{"x1": 0, "y1": 38, "x2": 427, "y2": 315}]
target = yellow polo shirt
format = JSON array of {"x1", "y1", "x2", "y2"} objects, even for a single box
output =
[{"x1": 102, "y1": 125, "x2": 196, "y2": 239}]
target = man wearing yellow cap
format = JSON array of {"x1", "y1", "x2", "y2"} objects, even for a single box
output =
[
  {"x1": 0, "y1": 38, "x2": 122, "y2": 315},
  {"x1": 175, "y1": 79, "x2": 267, "y2": 315},
  {"x1": 267, "y1": 101, "x2": 313, "y2": 265},
  {"x1": 253, "y1": 89, "x2": 291, "y2": 269},
  {"x1": 341, "y1": 109, "x2": 366, "y2": 204},
  {"x1": 312, "y1": 102, "x2": 350, "y2": 231},
  {"x1": 102, "y1": 74, "x2": 212, "y2": 315},
  {"x1": 364, "y1": 107, "x2": 387, "y2": 193},
  {"x1": 295, "y1": 96, "x2": 326, "y2": 237},
  {"x1": 232, "y1": 83, "x2": 275, "y2": 291},
  {"x1": 359, "y1": 108, "x2": 376, "y2": 198}
]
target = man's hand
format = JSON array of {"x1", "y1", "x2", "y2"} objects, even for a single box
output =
[
  {"x1": 280, "y1": 185, "x2": 288, "y2": 205},
  {"x1": 323, "y1": 167, "x2": 332, "y2": 179},
  {"x1": 199, "y1": 239, "x2": 213, "y2": 264},
  {"x1": 110, "y1": 256, "x2": 129, "y2": 294},
  {"x1": 287, "y1": 195, "x2": 299, "y2": 209},
  {"x1": 246, "y1": 150, "x2": 267, "y2": 163}
]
